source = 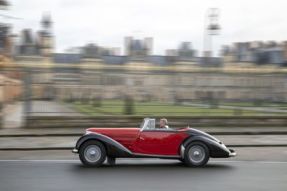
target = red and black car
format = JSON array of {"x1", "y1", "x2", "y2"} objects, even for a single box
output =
[{"x1": 72, "y1": 118, "x2": 236, "y2": 167}]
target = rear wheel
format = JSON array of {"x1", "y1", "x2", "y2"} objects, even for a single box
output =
[
  {"x1": 79, "y1": 140, "x2": 106, "y2": 167},
  {"x1": 184, "y1": 142, "x2": 209, "y2": 167}
]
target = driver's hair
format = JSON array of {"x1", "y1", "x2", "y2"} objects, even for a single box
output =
[{"x1": 160, "y1": 118, "x2": 168, "y2": 125}]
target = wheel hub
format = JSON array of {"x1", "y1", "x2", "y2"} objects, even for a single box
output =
[
  {"x1": 90, "y1": 150, "x2": 96, "y2": 155},
  {"x1": 188, "y1": 145, "x2": 206, "y2": 164},
  {"x1": 193, "y1": 151, "x2": 200, "y2": 156},
  {"x1": 84, "y1": 145, "x2": 102, "y2": 163}
]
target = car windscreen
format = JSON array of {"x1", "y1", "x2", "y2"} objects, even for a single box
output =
[{"x1": 140, "y1": 120, "x2": 146, "y2": 129}]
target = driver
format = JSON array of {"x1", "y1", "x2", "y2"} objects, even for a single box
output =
[{"x1": 159, "y1": 118, "x2": 169, "y2": 129}]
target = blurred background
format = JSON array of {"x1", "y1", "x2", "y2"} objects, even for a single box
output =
[
  {"x1": 1, "y1": 0, "x2": 287, "y2": 129},
  {"x1": 1, "y1": 1, "x2": 287, "y2": 191}
]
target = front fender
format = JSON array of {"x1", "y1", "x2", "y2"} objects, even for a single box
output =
[
  {"x1": 181, "y1": 135, "x2": 230, "y2": 158},
  {"x1": 73, "y1": 133, "x2": 133, "y2": 157}
]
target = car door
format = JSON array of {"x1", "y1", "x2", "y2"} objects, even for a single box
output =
[{"x1": 133, "y1": 129, "x2": 185, "y2": 156}]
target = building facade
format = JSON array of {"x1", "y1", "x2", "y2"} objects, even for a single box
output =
[{"x1": 11, "y1": 15, "x2": 287, "y2": 103}]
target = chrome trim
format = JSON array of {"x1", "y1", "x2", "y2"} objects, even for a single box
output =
[
  {"x1": 229, "y1": 151, "x2": 237, "y2": 157},
  {"x1": 72, "y1": 148, "x2": 78, "y2": 153},
  {"x1": 140, "y1": 118, "x2": 149, "y2": 132},
  {"x1": 133, "y1": 153, "x2": 181, "y2": 158},
  {"x1": 85, "y1": 130, "x2": 93, "y2": 135}
]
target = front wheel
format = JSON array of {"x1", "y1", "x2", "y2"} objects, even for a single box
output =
[
  {"x1": 79, "y1": 140, "x2": 106, "y2": 167},
  {"x1": 184, "y1": 142, "x2": 209, "y2": 167}
]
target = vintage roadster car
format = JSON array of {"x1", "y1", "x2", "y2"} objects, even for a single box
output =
[{"x1": 72, "y1": 118, "x2": 236, "y2": 167}]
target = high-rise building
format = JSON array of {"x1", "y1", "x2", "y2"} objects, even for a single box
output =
[
  {"x1": 16, "y1": 13, "x2": 54, "y2": 57},
  {"x1": 38, "y1": 13, "x2": 53, "y2": 56},
  {"x1": 124, "y1": 37, "x2": 153, "y2": 59}
]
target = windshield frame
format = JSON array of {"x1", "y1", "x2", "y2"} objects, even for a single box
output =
[{"x1": 140, "y1": 118, "x2": 155, "y2": 131}]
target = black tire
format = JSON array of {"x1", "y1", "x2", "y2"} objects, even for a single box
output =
[
  {"x1": 107, "y1": 157, "x2": 116, "y2": 166},
  {"x1": 184, "y1": 142, "x2": 209, "y2": 167},
  {"x1": 79, "y1": 140, "x2": 106, "y2": 167}
]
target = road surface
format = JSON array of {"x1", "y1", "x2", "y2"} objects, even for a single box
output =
[
  {"x1": 1, "y1": 148, "x2": 287, "y2": 191},
  {"x1": 0, "y1": 159, "x2": 286, "y2": 191}
]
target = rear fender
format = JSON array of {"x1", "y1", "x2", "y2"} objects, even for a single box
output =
[{"x1": 75, "y1": 133, "x2": 133, "y2": 156}]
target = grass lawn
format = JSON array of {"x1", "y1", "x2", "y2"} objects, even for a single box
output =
[
  {"x1": 69, "y1": 100, "x2": 275, "y2": 116},
  {"x1": 211, "y1": 101, "x2": 287, "y2": 109}
]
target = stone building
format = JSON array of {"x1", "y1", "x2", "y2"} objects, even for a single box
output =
[
  {"x1": 50, "y1": 39, "x2": 287, "y2": 103},
  {"x1": 12, "y1": 14, "x2": 54, "y2": 100},
  {"x1": 11, "y1": 15, "x2": 287, "y2": 103},
  {"x1": 0, "y1": 1, "x2": 22, "y2": 103},
  {"x1": 222, "y1": 41, "x2": 287, "y2": 66}
]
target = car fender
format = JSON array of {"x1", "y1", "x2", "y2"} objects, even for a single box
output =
[
  {"x1": 75, "y1": 133, "x2": 133, "y2": 156},
  {"x1": 180, "y1": 135, "x2": 230, "y2": 158}
]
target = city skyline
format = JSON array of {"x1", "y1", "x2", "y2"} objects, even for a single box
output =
[{"x1": 6, "y1": 0, "x2": 287, "y2": 55}]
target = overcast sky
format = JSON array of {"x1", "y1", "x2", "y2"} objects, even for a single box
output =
[{"x1": 5, "y1": 0, "x2": 287, "y2": 55}]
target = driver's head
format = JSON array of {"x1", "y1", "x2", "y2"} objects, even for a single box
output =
[{"x1": 159, "y1": 118, "x2": 168, "y2": 128}]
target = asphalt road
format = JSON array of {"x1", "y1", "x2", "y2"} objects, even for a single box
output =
[{"x1": 0, "y1": 159, "x2": 286, "y2": 191}]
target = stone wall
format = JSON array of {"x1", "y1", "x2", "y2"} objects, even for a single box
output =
[{"x1": 26, "y1": 116, "x2": 287, "y2": 128}]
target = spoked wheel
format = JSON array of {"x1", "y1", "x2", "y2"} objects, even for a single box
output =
[
  {"x1": 79, "y1": 140, "x2": 106, "y2": 167},
  {"x1": 184, "y1": 142, "x2": 209, "y2": 167}
]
